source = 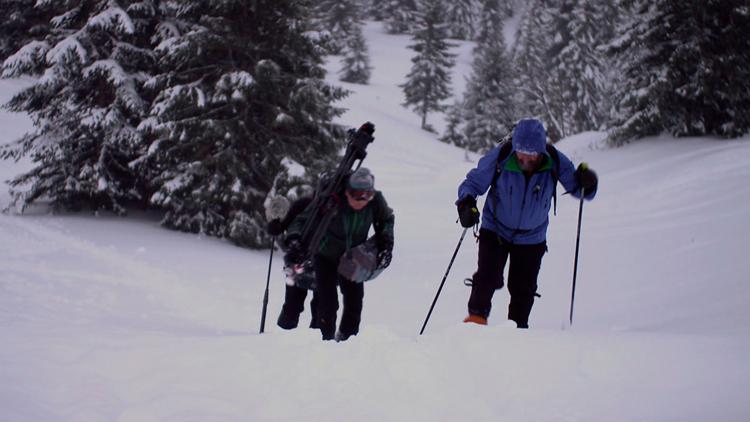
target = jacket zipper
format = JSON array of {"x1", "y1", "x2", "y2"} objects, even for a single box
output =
[
  {"x1": 345, "y1": 212, "x2": 353, "y2": 252},
  {"x1": 515, "y1": 174, "x2": 532, "y2": 234}
]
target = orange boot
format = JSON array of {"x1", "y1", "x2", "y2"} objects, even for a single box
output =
[{"x1": 463, "y1": 314, "x2": 488, "y2": 325}]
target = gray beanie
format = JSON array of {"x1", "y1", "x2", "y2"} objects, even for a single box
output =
[{"x1": 348, "y1": 167, "x2": 375, "y2": 191}]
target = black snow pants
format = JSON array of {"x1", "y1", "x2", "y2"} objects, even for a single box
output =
[
  {"x1": 468, "y1": 228, "x2": 546, "y2": 328},
  {"x1": 277, "y1": 284, "x2": 318, "y2": 329},
  {"x1": 314, "y1": 255, "x2": 364, "y2": 340}
]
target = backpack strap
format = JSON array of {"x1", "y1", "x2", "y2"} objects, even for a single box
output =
[
  {"x1": 491, "y1": 140, "x2": 513, "y2": 188},
  {"x1": 545, "y1": 144, "x2": 560, "y2": 215}
]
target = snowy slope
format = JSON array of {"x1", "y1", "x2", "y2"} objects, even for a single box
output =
[{"x1": 1, "y1": 21, "x2": 750, "y2": 422}]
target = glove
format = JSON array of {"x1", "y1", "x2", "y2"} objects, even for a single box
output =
[
  {"x1": 266, "y1": 219, "x2": 284, "y2": 236},
  {"x1": 359, "y1": 121, "x2": 375, "y2": 136},
  {"x1": 575, "y1": 163, "x2": 598, "y2": 192},
  {"x1": 376, "y1": 249, "x2": 392, "y2": 270},
  {"x1": 283, "y1": 236, "x2": 305, "y2": 266},
  {"x1": 457, "y1": 197, "x2": 480, "y2": 228}
]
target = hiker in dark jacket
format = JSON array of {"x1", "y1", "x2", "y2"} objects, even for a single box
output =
[
  {"x1": 456, "y1": 118, "x2": 598, "y2": 328},
  {"x1": 283, "y1": 167, "x2": 395, "y2": 341}
]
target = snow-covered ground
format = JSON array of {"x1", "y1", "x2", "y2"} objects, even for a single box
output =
[{"x1": 2, "y1": 22, "x2": 749, "y2": 421}]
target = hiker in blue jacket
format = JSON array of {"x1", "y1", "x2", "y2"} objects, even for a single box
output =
[{"x1": 456, "y1": 118, "x2": 598, "y2": 328}]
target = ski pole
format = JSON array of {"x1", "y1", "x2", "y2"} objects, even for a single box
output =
[
  {"x1": 420, "y1": 227, "x2": 469, "y2": 335},
  {"x1": 569, "y1": 188, "x2": 585, "y2": 326},
  {"x1": 259, "y1": 237, "x2": 275, "y2": 334}
]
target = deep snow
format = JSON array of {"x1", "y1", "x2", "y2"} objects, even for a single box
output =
[{"x1": 1, "y1": 21, "x2": 749, "y2": 422}]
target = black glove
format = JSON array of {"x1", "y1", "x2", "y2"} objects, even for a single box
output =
[
  {"x1": 575, "y1": 163, "x2": 598, "y2": 192},
  {"x1": 266, "y1": 219, "x2": 284, "y2": 236},
  {"x1": 457, "y1": 197, "x2": 480, "y2": 228},
  {"x1": 359, "y1": 121, "x2": 375, "y2": 136},
  {"x1": 283, "y1": 236, "x2": 305, "y2": 266},
  {"x1": 376, "y1": 249, "x2": 392, "y2": 270}
]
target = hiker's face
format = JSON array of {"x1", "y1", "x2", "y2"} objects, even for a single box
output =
[
  {"x1": 516, "y1": 151, "x2": 542, "y2": 172},
  {"x1": 345, "y1": 189, "x2": 373, "y2": 210}
]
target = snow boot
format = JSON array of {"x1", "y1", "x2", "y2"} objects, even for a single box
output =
[
  {"x1": 276, "y1": 308, "x2": 300, "y2": 330},
  {"x1": 463, "y1": 314, "x2": 488, "y2": 325},
  {"x1": 309, "y1": 307, "x2": 319, "y2": 329},
  {"x1": 335, "y1": 330, "x2": 355, "y2": 342}
]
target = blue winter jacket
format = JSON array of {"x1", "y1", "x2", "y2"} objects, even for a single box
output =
[{"x1": 457, "y1": 145, "x2": 597, "y2": 244}]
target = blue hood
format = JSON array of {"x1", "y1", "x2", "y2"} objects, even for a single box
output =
[{"x1": 511, "y1": 118, "x2": 547, "y2": 155}]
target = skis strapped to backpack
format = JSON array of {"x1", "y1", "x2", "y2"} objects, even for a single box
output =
[{"x1": 296, "y1": 123, "x2": 375, "y2": 262}]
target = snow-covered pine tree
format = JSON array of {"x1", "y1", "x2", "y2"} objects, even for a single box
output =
[
  {"x1": 548, "y1": 0, "x2": 607, "y2": 135},
  {"x1": 708, "y1": 0, "x2": 750, "y2": 137},
  {"x1": 368, "y1": 0, "x2": 390, "y2": 21},
  {"x1": 541, "y1": 0, "x2": 575, "y2": 139},
  {"x1": 400, "y1": 0, "x2": 455, "y2": 131},
  {"x1": 0, "y1": 0, "x2": 55, "y2": 62},
  {"x1": 473, "y1": 0, "x2": 505, "y2": 45},
  {"x1": 591, "y1": 0, "x2": 619, "y2": 47},
  {"x1": 383, "y1": 0, "x2": 419, "y2": 34},
  {"x1": 1, "y1": 0, "x2": 157, "y2": 214},
  {"x1": 303, "y1": 2, "x2": 335, "y2": 58},
  {"x1": 439, "y1": 102, "x2": 466, "y2": 147},
  {"x1": 661, "y1": 0, "x2": 750, "y2": 138},
  {"x1": 140, "y1": 0, "x2": 347, "y2": 248},
  {"x1": 339, "y1": 25, "x2": 372, "y2": 84},
  {"x1": 461, "y1": 0, "x2": 517, "y2": 151},
  {"x1": 590, "y1": 0, "x2": 620, "y2": 131},
  {"x1": 498, "y1": 0, "x2": 518, "y2": 18},
  {"x1": 316, "y1": 0, "x2": 359, "y2": 55},
  {"x1": 511, "y1": 0, "x2": 558, "y2": 139},
  {"x1": 445, "y1": 0, "x2": 475, "y2": 40},
  {"x1": 608, "y1": 0, "x2": 750, "y2": 144}
]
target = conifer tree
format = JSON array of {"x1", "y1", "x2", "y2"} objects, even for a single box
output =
[
  {"x1": 592, "y1": 0, "x2": 619, "y2": 46},
  {"x1": 339, "y1": 25, "x2": 372, "y2": 84},
  {"x1": 140, "y1": 0, "x2": 347, "y2": 247},
  {"x1": 474, "y1": 0, "x2": 505, "y2": 45},
  {"x1": 2, "y1": 0, "x2": 157, "y2": 214},
  {"x1": 368, "y1": 0, "x2": 390, "y2": 21},
  {"x1": 592, "y1": 0, "x2": 621, "y2": 128},
  {"x1": 511, "y1": 0, "x2": 559, "y2": 139},
  {"x1": 317, "y1": 0, "x2": 359, "y2": 54},
  {"x1": 705, "y1": 0, "x2": 750, "y2": 137},
  {"x1": 541, "y1": 0, "x2": 575, "y2": 139},
  {"x1": 445, "y1": 0, "x2": 475, "y2": 40},
  {"x1": 498, "y1": 0, "x2": 517, "y2": 17},
  {"x1": 549, "y1": 0, "x2": 607, "y2": 135},
  {"x1": 461, "y1": 0, "x2": 517, "y2": 151},
  {"x1": 608, "y1": 0, "x2": 750, "y2": 144},
  {"x1": 511, "y1": 2, "x2": 546, "y2": 94},
  {"x1": 0, "y1": 0, "x2": 56, "y2": 62},
  {"x1": 400, "y1": 0, "x2": 455, "y2": 131},
  {"x1": 384, "y1": 0, "x2": 419, "y2": 34},
  {"x1": 439, "y1": 102, "x2": 466, "y2": 147},
  {"x1": 661, "y1": 0, "x2": 750, "y2": 138}
]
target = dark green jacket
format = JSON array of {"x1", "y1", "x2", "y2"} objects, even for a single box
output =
[{"x1": 287, "y1": 191, "x2": 394, "y2": 262}]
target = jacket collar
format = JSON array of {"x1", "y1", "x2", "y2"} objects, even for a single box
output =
[{"x1": 504, "y1": 153, "x2": 552, "y2": 173}]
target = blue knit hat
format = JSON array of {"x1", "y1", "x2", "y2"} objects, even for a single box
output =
[
  {"x1": 348, "y1": 167, "x2": 374, "y2": 191},
  {"x1": 511, "y1": 118, "x2": 547, "y2": 155}
]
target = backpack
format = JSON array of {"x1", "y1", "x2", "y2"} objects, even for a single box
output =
[
  {"x1": 491, "y1": 140, "x2": 562, "y2": 215},
  {"x1": 337, "y1": 236, "x2": 383, "y2": 283}
]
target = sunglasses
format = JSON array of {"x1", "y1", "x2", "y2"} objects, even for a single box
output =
[{"x1": 347, "y1": 189, "x2": 374, "y2": 201}]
